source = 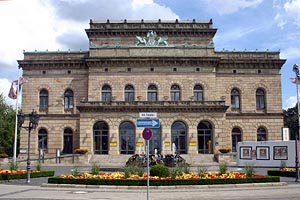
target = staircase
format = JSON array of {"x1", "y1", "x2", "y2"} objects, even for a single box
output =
[{"x1": 89, "y1": 155, "x2": 132, "y2": 168}]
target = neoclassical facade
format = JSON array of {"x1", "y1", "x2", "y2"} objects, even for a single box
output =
[{"x1": 18, "y1": 19, "x2": 285, "y2": 160}]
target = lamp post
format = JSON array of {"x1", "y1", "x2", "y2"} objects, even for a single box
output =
[
  {"x1": 286, "y1": 110, "x2": 299, "y2": 182},
  {"x1": 17, "y1": 110, "x2": 39, "y2": 184}
]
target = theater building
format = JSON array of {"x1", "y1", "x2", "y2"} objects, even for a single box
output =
[{"x1": 18, "y1": 19, "x2": 285, "y2": 163}]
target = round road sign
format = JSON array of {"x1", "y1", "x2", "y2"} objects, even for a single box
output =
[{"x1": 142, "y1": 128, "x2": 152, "y2": 140}]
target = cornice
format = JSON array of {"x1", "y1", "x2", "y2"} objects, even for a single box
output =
[{"x1": 77, "y1": 101, "x2": 229, "y2": 113}]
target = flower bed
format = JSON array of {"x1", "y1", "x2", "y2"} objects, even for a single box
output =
[
  {"x1": 48, "y1": 172, "x2": 279, "y2": 186},
  {"x1": 267, "y1": 168, "x2": 296, "y2": 177},
  {"x1": 0, "y1": 169, "x2": 55, "y2": 180}
]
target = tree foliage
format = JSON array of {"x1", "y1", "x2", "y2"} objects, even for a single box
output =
[
  {"x1": 283, "y1": 104, "x2": 298, "y2": 140},
  {"x1": 0, "y1": 93, "x2": 17, "y2": 157}
]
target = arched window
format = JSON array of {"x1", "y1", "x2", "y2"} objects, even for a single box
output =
[
  {"x1": 147, "y1": 84, "x2": 157, "y2": 101},
  {"x1": 231, "y1": 128, "x2": 242, "y2": 152},
  {"x1": 257, "y1": 127, "x2": 267, "y2": 141},
  {"x1": 39, "y1": 89, "x2": 48, "y2": 112},
  {"x1": 64, "y1": 89, "x2": 74, "y2": 110},
  {"x1": 119, "y1": 121, "x2": 135, "y2": 154},
  {"x1": 63, "y1": 128, "x2": 73, "y2": 154},
  {"x1": 194, "y1": 84, "x2": 203, "y2": 101},
  {"x1": 170, "y1": 84, "x2": 181, "y2": 101},
  {"x1": 93, "y1": 121, "x2": 109, "y2": 154},
  {"x1": 231, "y1": 88, "x2": 240, "y2": 110},
  {"x1": 256, "y1": 88, "x2": 266, "y2": 110},
  {"x1": 171, "y1": 121, "x2": 187, "y2": 154},
  {"x1": 102, "y1": 85, "x2": 112, "y2": 102},
  {"x1": 197, "y1": 121, "x2": 213, "y2": 154},
  {"x1": 38, "y1": 128, "x2": 48, "y2": 152},
  {"x1": 125, "y1": 85, "x2": 135, "y2": 102}
]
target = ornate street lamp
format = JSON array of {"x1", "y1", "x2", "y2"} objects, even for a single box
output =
[
  {"x1": 289, "y1": 63, "x2": 300, "y2": 182},
  {"x1": 285, "y1": 110, "x2": 299, "y2": 182},
  {"x1": 17, "y1": 110, "x2": 39, "y2": 184}
]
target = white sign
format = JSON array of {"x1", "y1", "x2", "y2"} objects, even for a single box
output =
[
  {"x1": 282, "y1": 128, "x2": 290, "y2": 141},
  {"x1": 139, "y1": 112, "x2": 157, "y2": 118}
]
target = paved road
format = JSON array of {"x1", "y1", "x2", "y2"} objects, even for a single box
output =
[
  {"x1": 0, "y1": 183, "x2": 300, "y2": 200},
  {"x1": 1, "y1": 165, "x2": 300, "y2": 199}
]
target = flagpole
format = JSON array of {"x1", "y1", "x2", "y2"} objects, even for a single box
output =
[{"x1": 13, "y1": 67, "x2": 21, "y2": 165}]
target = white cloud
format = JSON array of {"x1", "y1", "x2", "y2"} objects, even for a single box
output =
[
  {"x1": 274, "y1": 0, "x2": 300, "y2": 28},
  {"x1": 204, "y1": 0, "x2": 263, "y2": 15},
  {"x1": 0, "y1": 78, "x2": 15, "y2": 106},
  {"x1": 281, "y1": 47, "x2": 300, "y2": 60},
  {"x1": 284, "y1": 95, "x2": 297, "y2": 109}
]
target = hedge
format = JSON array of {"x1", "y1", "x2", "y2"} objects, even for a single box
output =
[
  {"x1": 48, "y1": 176, "x2": 280, "y2": 186},
  {"x1": 0, "y1": 171, "x2": 55, "y2": 180},
  {"x1": 267, "y1": 170, "x2": 296, "y2": 177}
]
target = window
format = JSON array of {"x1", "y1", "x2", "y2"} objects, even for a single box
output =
[
  {"x1": 257, "y1": 127, "x2": 267, "y2": 141},
  {"x1": 231, "y1": 88, "x2": 240, "y2": 110},
  {"x1": 173, "y1": 67, "x2": 177, "y2": 72},
  {"x1": 147, "y1": 84, "x2": 157, "y2": 101},
  {"x1": 39, "y1": 89, "x2": 48, "y2": 112},
  {"x1": 197, "y1": 121, "x2": 213, "y2": 154},
  {"x1": 125, "y1": 85, "x2": 135, "y2": 101},
  {"x1": 102, "y1": 85, "x2": 112, "y2": 101},
  {"x1": 256, "y1": 88, "x2": 266, "y2": 110},
  {"x1": 38, "y1": 128, "x2": 48, "y2": 152},
  {"x1": 194, "y1": 84, "x2": 203, "y2": 101},
  {"x1": 94, "y1": 121, "x2": 109, "y2": 154},
  {"x1": 64, "y1": 89, "x2": 74, "y2": 110},
  {"x1": 63, "y1": 128, "x2": 73, "y2": 154},
  {"x1": 171, "y1": 121, "x2": 187, "y2": 154},
  {"x1": 170, "y1": 84, "x2": 181, "y2": 101},
  {"x1": 119, "y1": 121, "x2": 135, "y2": 154},
  {"x1": 231, "y1": 128, "x2": 242, "y2": 152}
]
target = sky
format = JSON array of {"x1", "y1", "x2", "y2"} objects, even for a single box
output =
[{"x1": 0, "y1": 0, "x2": 300, "y2": 109}]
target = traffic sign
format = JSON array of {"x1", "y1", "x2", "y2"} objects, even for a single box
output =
[
  {"x1": 142, "y1": 128, "x2": 152, "y2": 140},
  {"x1": 139, "y1": 112, "x2": 157, "y2": 118},
  {"x1": 136, "y1": 118, "x2": 160, "y2": 128}
]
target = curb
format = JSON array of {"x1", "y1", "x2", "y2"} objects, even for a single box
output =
[{"x1": 41, "y1": 182, "x2": 288, "y2": 190}]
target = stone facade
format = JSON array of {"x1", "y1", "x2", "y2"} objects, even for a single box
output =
[{"x1": 17, "y1": 19, "x2": 285, "y2": 161}]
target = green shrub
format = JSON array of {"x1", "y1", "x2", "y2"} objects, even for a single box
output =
[
  {"x1": 218, "y1": 164, "x2": 228, "y2": 174},
  {"x1": 91, "y1": 163, "x2": 100, "y2": 175},
  {"x1": 197, "y1": 166, "x2": 208, "y2": 177},
  {"x1": 150, "y1": 164, "x2": 170, "y2": 177},
  {"x1": 36, "y1": 163, "x2": 42, "y2": 171},
  {"x1": 244, "y1": 165, "x2": 255, "y2": 177},
  {"x1": 48, "y1": 176, "x2": 280, "y2": 186},
  {"x1": 9, "y1": 162, "x2": 18, "y2": 171},
  {"x1": 123, "y1": 165, "x2": 144, "y2": 178},
  {"x1": 170, "y1": 166, "x2": 183, "y2": 179},
  {"x1": 1, "y1": 171, "x2": 54, "y2": 180},
  {"x1": 71, "y1": 165, "x2": 81, "y2": 176},
  {"x1": 267, "y1": 170, "x2": 296, "y2": 177}
]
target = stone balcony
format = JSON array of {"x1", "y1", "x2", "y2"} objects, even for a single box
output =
[{"x1": 77, "y1": 100, "x2": 229, "y2": 113}]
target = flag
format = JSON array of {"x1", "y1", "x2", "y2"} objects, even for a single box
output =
[
  {"x1": 8, "y1": 77, "x2": 26, "y2": 99},
  {"x1": 293, "y1": 64, "x2": 299, "y2": 76},
  {"x1": 290, "y1": 77, "x2": 300, "y2": 84}
]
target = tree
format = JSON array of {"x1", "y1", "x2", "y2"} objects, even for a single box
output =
[
  {"x1": 283, "y1": 104, "x2": 298, "y2": 140},
  {"x1": 0, "y1": 93, "x2": 17, "y2": 157}
]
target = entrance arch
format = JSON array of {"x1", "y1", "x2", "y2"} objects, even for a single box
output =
[
  {"x1": 119, "y1": 121, "x2": 135, "y2": 154},
  {"x1": 93, "y1": 121, "x2": 109, "y2": 154},
  {"x1": 197, "y1": 121, "x2": 213, "y2": 154},
  {"x1": 171, "y1": 121, "x2": 187, "y2": 154}
]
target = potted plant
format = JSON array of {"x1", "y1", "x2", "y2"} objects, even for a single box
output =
[{"x1": 218, "y1": 148, "x2": 231, "y2": 154}]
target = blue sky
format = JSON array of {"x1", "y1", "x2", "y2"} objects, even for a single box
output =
[{"x1": 0, "y1": 0, "x2": 299, "y2": 109}]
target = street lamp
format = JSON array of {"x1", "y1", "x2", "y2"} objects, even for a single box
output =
[
  {"x1": 285, "y1": 111, "x2": 299, "y2": 182},
  {"x1": 17, "y1": 110, "x2": 40, "y2": 184}
]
